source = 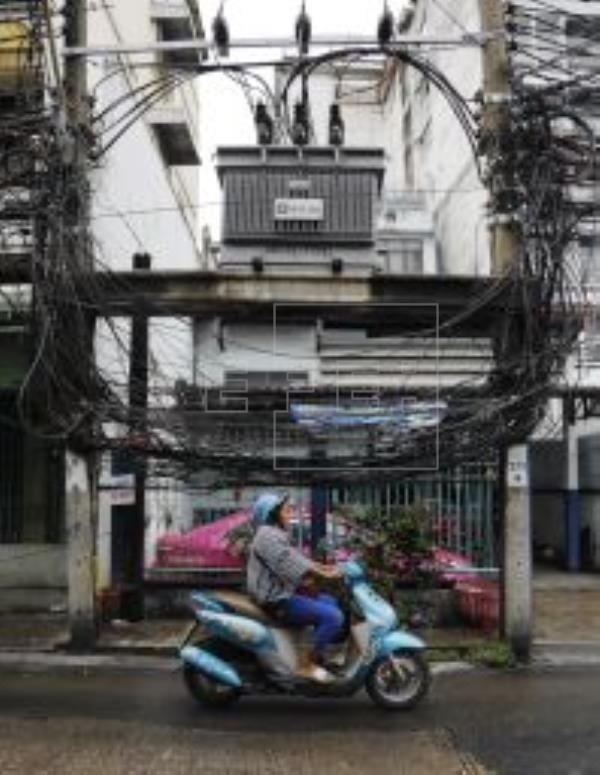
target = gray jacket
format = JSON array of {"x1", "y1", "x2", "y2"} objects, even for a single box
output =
[{"x1": 246, "y1": 525, "x2": 313, "y2": 604}]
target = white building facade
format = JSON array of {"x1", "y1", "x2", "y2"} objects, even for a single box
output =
[
  {"x1": 88, "y1": 0, "x2": 203, "y2": 589},
  {"x1": 398, "y1": 1, "x2": 600, "y2": 579}
]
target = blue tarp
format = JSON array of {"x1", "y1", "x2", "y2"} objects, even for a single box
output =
[{"x1": 289, "y1": 401, "x2": 447, "y2": 430}]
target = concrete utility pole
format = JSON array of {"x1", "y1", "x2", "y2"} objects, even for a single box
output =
[
  {"x1": 66, "y1": 450, "x2": 97, "y2": 649},
  {"x1": 63, "y1": 0, "x2": 97, "y2": 649},
  {"x1": 479, "y1": 0, "x2": 531, "y2": 658},
  {"x1": 503, "y1": 445, "x2": 532, "y2": 659},
  {"x1": 479, "y1": 0, "x2": 521, "y2": 275},
  {"x1": 64, "y1": 0, "x2": 88, "y2": 128}
]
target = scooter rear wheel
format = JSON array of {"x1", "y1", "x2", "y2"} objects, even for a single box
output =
[
  {"x1": 183, "y1": 663, "x2": 241, "y2": 709},
  {"x1": 366, "y1": 651, "x2": 430, "y2": 711},
  {"x1": 183, "y1": 638, "x2": 242, "y2": 709}
]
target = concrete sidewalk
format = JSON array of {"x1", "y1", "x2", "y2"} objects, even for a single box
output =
[
  {"x1": 0, "y1": 614, "x2": 192, "y2": 655},
  {"x1": 0, "y1": 612, "x2": 490, "y2": 675},
  {"x1": 4, "y1": 611, "x2": 598, "y2": 672},
  {"x1": 0, "y1": 613, "x2": 490, "y2": 654}
]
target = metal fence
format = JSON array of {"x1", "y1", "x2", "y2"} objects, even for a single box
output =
[
  {"x1": 328, "y1": 463, "x2": 498, "y2": 568},
  {"x1": 0, "y1": 394, "x2": 23, "y2": 543},
  {"x1": 0, "y1": 392, "x2": 64, "y2": 543}
]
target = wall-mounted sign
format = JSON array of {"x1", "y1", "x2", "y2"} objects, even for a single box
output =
[
  {"x1": 288, "y1": 180, "x2": 311, "y2": 193},
  {"x1": 274, "y1": 198, "x2": 324, "y2": 221},
  {"x1": 110, "y1": 489, "x2": 136, "y2": 506},
  {"x1": 506, "y1": 445, "x2": 529, "y2": 489}
]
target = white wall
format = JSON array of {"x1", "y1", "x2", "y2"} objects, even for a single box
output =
[
  {"x1": 88, "y1": 0, "x2": 200, "y2": 269},
  {"x1": 0, "y1": 545, "x2": 66, "y2": 588},
  {"x1": 0, "y1": 546, "x2": 66, "y2": 611},
  {"x1": 88, "y1": 2, "x2": 202, "y2": 587},
  {"x1": 400, "y1": 0, "x2": 489, "y2": 275},
  {"x1": 194, "y1": 321, "x2": 318, "y2": 387}
]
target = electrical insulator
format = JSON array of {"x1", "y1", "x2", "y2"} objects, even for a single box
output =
[
  {"x1": 398, "y1": 0, "x2": 417, "y2": 33},
  {"x1": 328, "y1": 103, "x2": 345, "y2": 146},
  {"x1": 295, "y1": 1, "x2": 312, "y2": 56},
  {"x1": 292, "y1": 101, "x2": 310, "y2": 146},
  {"x1": 212, "y1": 6, "x2": 230, "y2": 57},
  {"x1": 377, "y1": 2, "x2": 394, "y2": 46},
  {"x1": 255, "y1": 102, "x2": 274, "y2": 146}
]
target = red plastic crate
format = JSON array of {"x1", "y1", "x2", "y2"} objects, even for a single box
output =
[{"x1": 455, "y1": 580, "x2": 499, "y2": 633}]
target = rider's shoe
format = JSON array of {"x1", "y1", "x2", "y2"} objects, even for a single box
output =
[
  {"x1": 296, "y1": 662, "x2": 336, "y2": 683},
  {"x1": 296, "y1": 649, "x2": 336, "y2": 683}
]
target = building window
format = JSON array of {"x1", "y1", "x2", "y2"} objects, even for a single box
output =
[
  {"x1": 155, "y1": 17, "x2": 198, "y2": 68},
  {"x1": 579, "y1": 234, "x2": 600, "y2": 287},
  {"x1": 385, "y1": 241, "x2": 424, "y2": 274},
  {"x1": 111, "y1": 448, "x2": 134, "y2": 476},
  {"x1": 565, "y1": 15, "x2": 600, "y2": 75},
  {"x1": 402, "y1": 107, "x2": 414, "y2": 188},
  {"x1": 224, "y1": 371, "x2": 309, "y2": 390},
  {"x1": 404, "y1": 146, "x2": 415, "y2": 189},
  {"x1": 564, "y1": 14, "x2": 600, "y2": 114}
]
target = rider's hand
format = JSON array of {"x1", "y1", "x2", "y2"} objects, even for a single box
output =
[{"x1": 313, "y1": 562, "x2": 343, "y2": 581}]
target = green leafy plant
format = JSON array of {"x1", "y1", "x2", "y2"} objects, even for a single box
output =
[
  {"x1": 338, "y1": 503, "x2": 437, "y2": 598},
  {"x1": 467, "y1": 641, "x2": 516, "y2": 669}
]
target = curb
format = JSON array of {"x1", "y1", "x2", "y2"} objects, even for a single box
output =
[
  {"x1": 4, "y1": 650, "x2": 599, "y2": 676},
  {"x1": 0, "y1": 650, "x2": 476, "y2": 677},
  {"x1": 0, "y1": 651, "x2": 180, "y2": 674},
  {"x1": 531, "y1": 641, "x2": 600, "y2": 668}
]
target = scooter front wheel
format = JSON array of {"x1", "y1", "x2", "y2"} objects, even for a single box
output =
[
  {"x1": 183, "y1": 664, "x2": 241, "y2": 709},
  {"x1": 366, "y1": 650, "x2": 430, "y2": 711}
]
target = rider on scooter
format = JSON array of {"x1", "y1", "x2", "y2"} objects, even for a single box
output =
[{"x1": 247, "y1": 492, "x2": 344, "y2": 682}]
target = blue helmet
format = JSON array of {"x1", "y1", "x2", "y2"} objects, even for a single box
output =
[{"x1": 252, "y1": 492, "x2": 288, "y2": 529}]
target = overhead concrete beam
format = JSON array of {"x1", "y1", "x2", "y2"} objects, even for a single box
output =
[{"x1": 87, "y1": 271, "x2": 518, "y2": 335}]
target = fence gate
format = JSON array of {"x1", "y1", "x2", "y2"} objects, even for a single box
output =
[{"x1": 328, "y1": 463, "x2": 498, "y2": 568}]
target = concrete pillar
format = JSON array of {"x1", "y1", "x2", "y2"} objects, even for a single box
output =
[
  {"x1": 121, "y1": 252, "x2": 151, "y2": 621},
  {"x1": 564, "y1": 402, "x2": 581, "y2": 571},
  {"x1": 504, "y1": 444, "x2": 532, "y2": 660},
  {"x1": 66, "y1": 449, "x2": 97, "y2": 649},
  {"x1": 310, "y1": 485, "x2": 328, "y2": 559}
]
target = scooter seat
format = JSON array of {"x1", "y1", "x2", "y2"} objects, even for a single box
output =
[{"x1": 212, "y1": 591, "x2": 274, "y2": 624}]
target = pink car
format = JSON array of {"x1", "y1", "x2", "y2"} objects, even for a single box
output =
[
  {"x1": 154, "y1": 510, "x2": 476, "y2": 587},
  {"x1": 154, "y1": 510, "x2": 250, "y2": 569}
]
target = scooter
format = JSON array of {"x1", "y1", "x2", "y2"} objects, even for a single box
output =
[{"x1": 179, "y1": 561, "x2": 430, "y2": 711}]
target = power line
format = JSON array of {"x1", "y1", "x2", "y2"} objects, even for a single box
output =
[{"x1": 64, "y1": 32, "x2": 494, "y2": 59}]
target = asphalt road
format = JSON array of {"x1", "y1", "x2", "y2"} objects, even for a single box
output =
[{"x1": 0, "y1": 665, "x2": 599, "y2": 774}]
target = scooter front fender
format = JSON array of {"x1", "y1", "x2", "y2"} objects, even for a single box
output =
[
  {"x1": 180, "y1": 645, "x2": 242, "y2": 689},
  {"x1": 190, "y1": 591, "x2": 225, "y2": 614},
  {"x1": 379, "y1": 629, "x2": 427, "y2": 657}
]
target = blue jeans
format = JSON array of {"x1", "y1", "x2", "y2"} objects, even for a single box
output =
[{"x1": 280, "y1": 594, "x2": 345, "y2": 654}]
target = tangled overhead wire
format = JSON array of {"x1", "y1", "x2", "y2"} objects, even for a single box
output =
[{"x1": 3, "y1": 1, "x2": 599, "y2": 486}]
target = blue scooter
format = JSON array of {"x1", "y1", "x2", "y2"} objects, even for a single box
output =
[{"x1": 180, "y1": 561, "x2": 430, "y2": 711}]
